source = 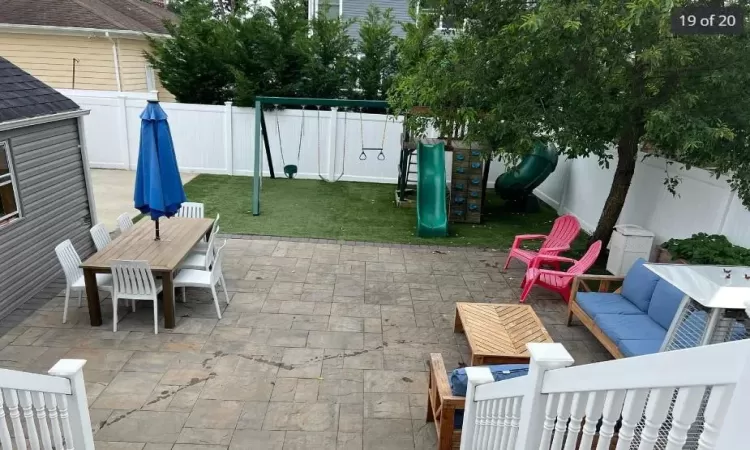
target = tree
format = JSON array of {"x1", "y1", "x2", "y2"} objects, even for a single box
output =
[
  {"x1": 391, "y1": 0, "x2": 750, "y2": 248},
  {"x1": 356, "y1": 6, "x2": 400, "y2": 100}
]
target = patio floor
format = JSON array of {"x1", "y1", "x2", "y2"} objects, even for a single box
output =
[{"x1": 0, "y1": 237, "x2": 611, "y2": 450}]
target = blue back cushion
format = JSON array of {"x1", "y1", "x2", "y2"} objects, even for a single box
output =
[
  {"x1": 647, "y1": 279, "x2": 685, "y2": 330},
  {"x1": 621, "y1": 258, "x2": 661, "y2": 312},
  {"x1": 449, "y1": 364, "x2": 529, "y2": 397}
]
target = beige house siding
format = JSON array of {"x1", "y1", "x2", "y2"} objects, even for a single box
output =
[{"x1": 0, "y1": 31, "x2": 174, "y2": 101}]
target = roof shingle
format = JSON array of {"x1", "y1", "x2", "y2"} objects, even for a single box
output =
[
  {"x1": 0, "y1": 0, "x2": 176, "y2": 35},
  {"x1": 0, "y1": 57, "x2": 80, "y2": 124}
]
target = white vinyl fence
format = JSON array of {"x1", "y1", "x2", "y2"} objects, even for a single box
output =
[
  {"x1": 461, "y1": 340, "x2": 750, "y2": 450},
  {"x1": 0, "y1": 359, "x2": 93, "y2": 449},
  {"x1": 64, "y1": 89, "x2": 750, "y2": 247}
]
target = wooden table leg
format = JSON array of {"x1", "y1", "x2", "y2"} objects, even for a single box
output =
[
  {"x1": 83, "y1": 268, "x2": 102, "y2": 326},
  {"x1": 453, "y1": 306, "x2": 464, "y2": 333},
  {"x1": 163, "y1": 271, "x2": 175, "y2": 329}
]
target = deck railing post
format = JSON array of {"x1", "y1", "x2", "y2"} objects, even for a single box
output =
[
  {"x1": 460, "y1": 367, "x2": 495, "y2": 450},
  {"x1": 49, "y1": 359, "x2": 94, "y2": 450},
  {"x1": 514, "y1": 343, "x2": 574, "y2": 450}
]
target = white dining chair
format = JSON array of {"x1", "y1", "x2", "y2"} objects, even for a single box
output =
[
  {"x1": 180, "y1": 225, "x2": 219, "y2": 270},
  {"x1": 176, "y1": 202, "x2": 204, "y2": 218},
  {"x1": 174, "y1": 241, "x2": 230, "y2": 319},
  {"x1": 117, "y1": 213, "x2": 134, "y2": 232},
  {"x1": 90, "y1": 223, "x2": 111, "y2": 251},
  {"x1": 192, "y1": 213, "x2": 220, "y2": 253},
  {"x1": 111, "y1": 260, "x2": 163, "y2": 334},
  {"x1": 55, "y1": 240, "x2": 113, "y2": 324}
]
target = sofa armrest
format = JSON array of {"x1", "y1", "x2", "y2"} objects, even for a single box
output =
[
  {"x1": 572, "y1": 274, "x2": 625, "y2": 294},
  {"x1": 429, "y1": 354, "x2": 465, "y2": 409}
]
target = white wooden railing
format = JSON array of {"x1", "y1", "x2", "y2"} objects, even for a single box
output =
[
  {"x1": 0, "y1": 359, "x2": 94, "y2": 450},
  {"x1": 461, "y1": 340, "x2": 750, "y2": 450}
]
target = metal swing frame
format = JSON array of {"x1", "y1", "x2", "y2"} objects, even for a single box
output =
[{"x1": 253, "y1": 96, "x2": 389, "y2": 216}]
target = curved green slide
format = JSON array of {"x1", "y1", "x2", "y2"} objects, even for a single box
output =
[
  {"x1": 495, "y1": 141, "x2": 559, "y2": 199},
  {"x1": 416, "y1": 141, "x2": 449, "y2": 237}
]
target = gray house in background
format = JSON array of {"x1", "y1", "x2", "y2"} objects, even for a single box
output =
[
  {"x1": 309, "y1": 0, "x2": 412, "y2": 38},
  {"x1": 0, "y1": 56, "x2": 96, "y2": 319}
]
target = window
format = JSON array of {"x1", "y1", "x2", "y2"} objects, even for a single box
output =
[
  {"x1": 416, "y1": 0, "x2": 465, "y2": 33},
  {"x1": 145, "y1": 63, "x2": 157, "y2": 91},
  {"x1": 0, "y1": 141, "x2": 21, "y2": 225}
]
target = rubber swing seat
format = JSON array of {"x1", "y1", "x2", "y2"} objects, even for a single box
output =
[{"x1": 284, "y1": 164, "x2": 298, "y2": 179}]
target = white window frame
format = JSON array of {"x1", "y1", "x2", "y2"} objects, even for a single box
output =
[
  {"x1": 145, "y1": 63, "x2": 157, "y2": 92},
  {"x1": 308, "y1": 0, "x2": 343, "y2": 21},
  {"x1": 0, "y1": 140, "x2": 22, "y2": 225},
  {"x1": 416, "y1": 1, "x2": 466, "y2": 33}
]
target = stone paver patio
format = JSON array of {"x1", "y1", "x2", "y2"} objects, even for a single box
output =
[{"x1": 0, "y1": 237, "x2": 611, "y2": 450}]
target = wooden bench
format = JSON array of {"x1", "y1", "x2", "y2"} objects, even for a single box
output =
[
  {"x1": 426, "y1": 353, "x2": 464, "y2": 450},
  {"x1": 567, "y1": 274, "x2": 625, "y2": 359}
]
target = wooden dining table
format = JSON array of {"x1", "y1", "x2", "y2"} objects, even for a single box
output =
[{"x1": 80, "y1": 217, "x2": 214, "y2": 329}]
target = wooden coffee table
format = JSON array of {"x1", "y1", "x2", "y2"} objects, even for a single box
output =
[{"x1": 454, "y1": 303, "x2": 553, "y2": 366}]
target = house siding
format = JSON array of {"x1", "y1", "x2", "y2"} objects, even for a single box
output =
[
  {"x1": 0, "y1": 119, "x2": 95, "y2": 319},
  {"x1": 342, "y1": 0, "x2": 412, "y2": 40},
  {"x1": 0, "y1": 32, "x2": 175, "y2": 101}
]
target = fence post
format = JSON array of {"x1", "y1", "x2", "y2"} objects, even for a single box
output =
[
  {"x1": 49, "y1": 359, "x2": 94, "y2": 450},
  {"x1": 514, "y1": 343, "x2": 574, "y2": 450},
  {"x1": 326, "y1": 107, "x2": 339, "y2": 182},
  {"x1": 460, "y1": 367, "x2": 495, "y2": 450},
  {"x1": 224, "y1": 101, "x2": 234, "y2": 175},
  {"x1": 116, "y1": 94, "x2": 131, "y2": 169}
]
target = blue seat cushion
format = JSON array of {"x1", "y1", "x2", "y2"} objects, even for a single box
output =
[
  {"x1": 576, "y1": 292, "x2": 643, "y2": 320},
  {"x1": 619, "y1": 339, "x2": 663, "y2": 357},
  {"x1": 594, "y1": 313, "x2": 666, "y2": 345},
  {"x1": 647, "y1": 279, "x2": 685, "y2": 330},
  {"x1": 449, "y1": 364, "x2": 529, "y2": 397},
  {"x1": 620, "y1": 258, "x2": 661, "y2": 312}
]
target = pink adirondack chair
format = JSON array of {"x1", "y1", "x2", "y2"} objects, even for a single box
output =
[
  {"x1": 519, "y1": 240, "x2": 603, "y2": 303},
  {"x1": 503, "y1": 214, "x2": 580, "y2": 271}
]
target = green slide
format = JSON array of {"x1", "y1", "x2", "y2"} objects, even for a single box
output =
[
  {"x1": 495, "y1": 141, "x2": 559, "y2": 200},
  {"x1": 416, "y1": 141, "x2": 449, "y2": 237}
]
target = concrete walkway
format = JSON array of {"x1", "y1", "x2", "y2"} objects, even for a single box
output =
[{"x1": 91, "y1": 169, "x2": 197, "y2": 231}]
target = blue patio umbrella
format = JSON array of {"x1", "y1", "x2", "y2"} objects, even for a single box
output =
[{"x1": 134, "y1": 100, "x2": 186, "y2": 240}]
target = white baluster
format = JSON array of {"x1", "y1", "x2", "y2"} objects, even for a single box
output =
[
  {"x1": 579, "y1": 391, "x2": 606, "y2": 450},
  {"x1": 507, "y1": 397, "x2": 522, "y2": 450},
  {"x1": 56, "y1": 394, "x2": 75, "y2": 450},
  {"x1": 3, "y1": 388, "x2": 28, "y2": 450},
  {"x1": 496, "y1": 398, "x2": 510, "y2": 448},
  {"x1": 480, "y1": 400, "x2": 492, "y2": 449},
  {"x1": 596, "y1": 390, "x2": 626, "y2": 450},
  {"x1": 698, "y1": 385, "x2": 733, "y2": 450},
  {"x1": 471, "y1": 400, "x2": 484, "y2": 450},
  {"x1": 638, "y1": 388, "x2": 673, "y2": 450},
  {"x1": 44, "y1": 393, "x2": 65, "y2": 450},
  {"x1": 563, "y1": 392, "x2": 586, "y2": 450},
  {"x1": 538, "y1": 393, "x2": 560, "y2": 450},
  {"x1": 19, "y1": 390, "x2": 41, "y2": 450},
  {"x1": 0, "y1": 389, "x2": 14, "y2": 450},
  {"x1": 550, "y1": 392, "x2": 572, "y2": 450},
  {"x1": 488, "y1": 398, "x2": 503, "y2": 449},
  {"x1": 615, "y1": 389, "x2": 649, "y2": 450},
  {"x1": 664, "y1": 386, "x2": 705, "y2": 450},
  {"x1": 32, "y1": 392, "x2": 54, "y2": 450}
]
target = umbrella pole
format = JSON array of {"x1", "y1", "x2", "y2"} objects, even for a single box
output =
[{"x1": 155, "y1": 219, "x2": 160, "y2": 241}]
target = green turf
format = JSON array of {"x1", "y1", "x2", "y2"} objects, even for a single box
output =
[{"x1": 183, "y1": 174, "x2": 590, "y2": 250}]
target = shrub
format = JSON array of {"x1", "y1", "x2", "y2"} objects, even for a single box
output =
[{"x1": 662, "y1": 233, "x2": 750, "y2": 266}]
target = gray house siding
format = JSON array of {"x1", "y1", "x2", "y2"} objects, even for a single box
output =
[
  {"x1": 0, "y1": 119, "x2": 94, "y2": 319},
  {"x1": 343, "y1": 0, "x2": 412, "y2": 40}
]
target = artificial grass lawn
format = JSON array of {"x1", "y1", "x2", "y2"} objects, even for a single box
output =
[{"x1": 184, "y1": 174, "x2": 590, "y2": 250}]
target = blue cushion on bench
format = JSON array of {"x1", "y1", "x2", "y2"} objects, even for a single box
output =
[
  {"x1": 620, "y1": 258, "x2": 661, "y2": 312},
  {"x1": 449, "y1": 364, "x2": 529, "y2": 397},
  {"x1": 647, "y1": 279, "x2": 685, "y2": 330},
  {"x1": 619, "y1": 339, "x2": 663, "y2": 357},
  {"x1": 576, "y1": 292, "x2": 643, "y2": 320},
  {"x1": 594, "y1": 313, "x2": 666, "y2": 345}
]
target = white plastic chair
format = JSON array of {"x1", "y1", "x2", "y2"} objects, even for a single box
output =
[
  {"x1": 117, "y1": 213, "x2": 134, "y2": 232},
  {"x1": 176, "y1": 202, "x2": 204, "y2": 218},
  {"x1": 111, "y1": 260, "x2": 163, "y2": 334},
  {"x1": 174, "y1": 241, "x2": 230, "y2": 319},
  {"x1": 180, "y1": 225, "x2": 219, "y2": 270},
  {"x1": 55, "y1": 240, "x2": 113, "y2": 323},
  {"x1": 89, "y1": 223, "x2": 111, "y2": 251},
  {"x1": 192, "y1": 213, "x2": 220, "y2": 253}
]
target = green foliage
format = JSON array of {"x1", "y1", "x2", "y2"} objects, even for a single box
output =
[
  {"x1": 389, "y1": 0, "x2": 750, "y2": 246},
  {"x1": 150, "y1": 0, "x2": 402, "y2": 105},
  {"x1": 663, "y1": 234, "x2": 750, "y2": 266}
]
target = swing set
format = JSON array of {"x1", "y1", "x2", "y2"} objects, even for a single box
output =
[{"x1": 252, "y1": 96, "x2": 393, "y2": 216}]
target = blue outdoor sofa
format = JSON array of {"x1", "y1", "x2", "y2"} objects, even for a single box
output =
[{"x1": 567, "y1": 258, "x2": 686, "y2": 358}]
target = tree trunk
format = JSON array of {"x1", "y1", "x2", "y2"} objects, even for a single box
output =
[{"x1": 589, "y1": 129, "x2": 642, "y2": 249}]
